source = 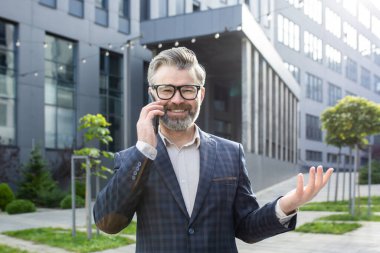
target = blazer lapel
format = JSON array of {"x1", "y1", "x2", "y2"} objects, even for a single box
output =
[
  {"x1": 154, "y1": 136, "x2": 189, "y2": 219},
  {"x1": 189, "y1": 130, "x2": 216, "y2": 224}
]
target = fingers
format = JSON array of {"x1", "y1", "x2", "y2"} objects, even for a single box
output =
[
  {"x1": 322, "y1": 167, "x2": 334, "y2": 187},
  {"x1": 315, "y1": 165, "x2": 323, "y2": 189},
  {"x1": 306, "y1": 166, "x2": 316, "y2": 194},
  {"x1": 295, "y1": 173, "x2": 304, "y2": 197},
  {"x1": 140, "y1": 100, "x2": 166, "y2": 119}
]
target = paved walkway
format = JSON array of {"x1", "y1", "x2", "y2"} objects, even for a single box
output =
[{"x1": 0, "y1": 172, "x2": 379, "y2": 252}]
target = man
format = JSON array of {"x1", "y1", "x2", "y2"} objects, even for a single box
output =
[{"x1": 93, "y1": 47, "x2": 333, "y2": 252}]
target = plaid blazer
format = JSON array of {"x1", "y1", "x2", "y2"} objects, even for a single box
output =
[{"x1": 93, "y1": 130, "x2": 296, "y2": 253}]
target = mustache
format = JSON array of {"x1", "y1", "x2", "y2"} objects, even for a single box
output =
[{"x1": 164, "y1": 104, "x2": 192, "y2": 111}]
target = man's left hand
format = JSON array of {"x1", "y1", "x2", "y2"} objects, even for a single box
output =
[{"x1": 279, "y1": 166, "x2": 334, "y2": 215}]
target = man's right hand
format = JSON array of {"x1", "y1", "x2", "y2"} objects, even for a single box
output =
[{"x1": 136, "y1": 100, "x2": 166, "y2": 147}]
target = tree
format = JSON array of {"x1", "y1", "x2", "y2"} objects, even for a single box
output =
[
  {"x1": 17, "y1": 145, "x2": 58, "y2": 205},
  {"x1": 74, "y1": 114, "x2": 114, "y2": 179},
  {"x1": 321, "y1": 96, "x2": 380, "y2": 215}
]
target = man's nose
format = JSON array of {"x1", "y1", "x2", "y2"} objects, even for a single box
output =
[{"x1": 170, "y1": 89, "x2": 185, "y2": 104}]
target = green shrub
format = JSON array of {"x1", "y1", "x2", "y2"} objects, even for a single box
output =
[
  {"x1": 69, "y1": 180, "x2": 86, "y2": 199},
  {"x1": 37, "y1": 188, "x2": 66, "y2": 208},
  {"x1": 359, "y1": 160, "x2": 380, "y2": 184},
  {"x1": 0, "y1": 183, "x2": 15, "y2": 211},
  {"x1": 17, "y1": 146, "x2": 58, "y2": 206},
  {"x1": 6, "y1": 199, "x2": 36, "y2": 214},
  {"x1": 60, "y1": 194, "x2": 85, "y2": 209}
]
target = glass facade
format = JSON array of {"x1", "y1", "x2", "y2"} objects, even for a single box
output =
[
  {"x1": 328, "y1": 82, "x2": 342, "y2": 106},
  {"x1": 304, "y1": 0, "x2": 322, "y2": 24},
  {"x1": 345, "y1": 57, "x2": 357, "y2": 82},
  {"x1": 326, "y1": 44, "x2": 342, "y2": 73},
  {"x1": 284, "y1": 62, "x2": 300, "y2": 84},
  {"x1": 305, "y1": 114, "x2": 322, "y2": 141},
  {"x1": 0, "y1": 19, "x2": 16, "y2": 145},
  {"x1": 325, "y1": 8, "x2": 341, "y2": 38},
  {"x1": 44, "y1": 34, "x2": 76, "y2": 149},
  {"x1": 306, "y1": 150, "x2": 322, "y2": 161},
  {"x1": 343, "y1": 22, "x2": 357, "y2": 50},
  {"x1": 360, "y1": 66, "x2": 371, "y2": 89},
  {"x1": 306, "y1": 72, "x2": 323, "y2": 102},
  {"x1": 277, "y1": 14, "x2": 300, "y2": 51},
  {"x1": 304, "y1": 31, "x2": 322, "y2": 63},
  {"x1": 99, "y1": 49, "x2": 123, "y2": 152}
]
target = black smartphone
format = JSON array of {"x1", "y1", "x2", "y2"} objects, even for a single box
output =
[{"x1": 148, "y1": 92, "x2": 159, "y2": 135}]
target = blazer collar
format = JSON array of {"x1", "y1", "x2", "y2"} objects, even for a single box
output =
[{"x1": 189, "y1": 130, "x2": 216, "y2": 224}]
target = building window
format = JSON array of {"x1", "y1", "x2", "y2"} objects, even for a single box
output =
[
  {"x1": 326, "y1": 44, "x2": 342, "y2": 73},
  {"x1": 306, "y1": 150, "x2": 323, "y2": 161},
  {"x1": 95, "y1": 0, "x2": 108, "y2": 26},
  {"x1": 374, "y1": 75, "x2": 380, "y2": 95},
  {"x1": 358, "y1": 3, "x2": 370, "y2": 29},
  {"x1": 306, "y1": 114, "x2": 322, "y2": 141},
  {"x1": 44, "y1": 34, "x2": 76, "y2": 149},
  {"x1": 345, "y1": 57, "x2": 357, "y2": 82},
  {"x1": 304, "y1": 31, "x2": 322, "y2": 63},
  {"x1": 343, "y1": 22, "x2": 357, "y2": 50},
  {"x1": 277, "y1": 14, "x2": 300, "y2": 51},
  {"x1": 374, "y1": 45, "x2": 380, "y2": 66},
  {"x1": 159, "y1": 0, "x2": 168, "y2": 17},
  {"x1": 118, "y1": 0, "x2": 130, "y2": 34},
  {"x1": 304, "y1": 0, "x2": 322, "y2": 24},
  {"x1": 372, "y1": 16, "x2": 380, "y2": 40},
  {"x1": 0, "y1": 20, "x2": 16, "y2": 146},
  {"x1": 99, "y1": 50, "x2": 123, "y2": 152},
  {"x1": 328, "y1": 82, "x2": 342, "y2": 106},
  {"x1": 119, "y1": 0, "x2": 130, "y2": 18},
  {"x1": 342, "y1": 0, "x2": 357, "y2": 17},
  {"x1": 306, "y1": 72, "x2": 323, "y2": 102},
  {"x1": 39, "y1": 0, "x2": 56, "y2": 8},
  {"x1": 325, "y1": 8, "x2": 341, "y2": 38},
  {"x1": 140, "y1": 0, "x2": 150, "y2": 21},
  {"x1": 284, "y1": 62, "x2": 300, "y2": 84},
  {"x1": 358, "y1": 34, "x2": 370, "y2": 57},
  {"x1": 69, "y1": 0, "x2": 84, "y2": 18},
  {"x1": 327, "y1": 153, "x2": 339, "y2": 164},
  {"x1": 360, "y1": 67, "x2": 371, "y2": 89},
  {"x1": 193, "y1": 1, "x2": 201, "y2": 12}
]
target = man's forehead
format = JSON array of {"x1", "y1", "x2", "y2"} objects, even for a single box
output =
[{"x1": 153, "y1": 65, "x2": 197, "y2": 83}]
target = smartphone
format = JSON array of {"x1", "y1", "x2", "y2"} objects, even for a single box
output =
[{"x1": 148, "y1": 92, "x2": 159, "y2": 135}]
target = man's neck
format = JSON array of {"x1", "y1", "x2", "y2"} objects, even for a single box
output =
[{"x1": 160, "y1": 124, "x2": 196, "y2": 149}]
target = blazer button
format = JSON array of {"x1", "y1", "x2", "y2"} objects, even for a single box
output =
[{"x1": 188, "y1": 228, "x2": 194, "y2": 235}]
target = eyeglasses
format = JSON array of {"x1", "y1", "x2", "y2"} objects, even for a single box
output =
[{"x1": 151, "y1": 84, "x2": 201, "y2": 100}]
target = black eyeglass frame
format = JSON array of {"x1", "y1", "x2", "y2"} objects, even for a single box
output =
[{"x1": 150, "y1": 84, "x2": 202, "y2": 100}]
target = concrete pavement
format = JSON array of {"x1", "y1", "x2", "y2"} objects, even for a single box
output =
[{"x1": 0, "y1": 172, "x2": 379, "y2": 252}]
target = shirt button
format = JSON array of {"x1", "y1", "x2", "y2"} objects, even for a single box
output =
[
  {"x1": 188, "y1": 228, "x2": 194, "y2": 235},
  {"x1": 137, "y1": 162, "x2": 142, "y2": 166}
]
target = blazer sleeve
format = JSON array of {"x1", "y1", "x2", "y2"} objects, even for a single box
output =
[
  {"x1": 234, "y1": 144, "x2": 297, "y2": 243},
  {"x1": 93, "y1": 146, "x2": 152, "y2": 234}
]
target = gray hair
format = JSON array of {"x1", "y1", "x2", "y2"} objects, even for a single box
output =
[{"x1": 147, "y1": 47, "x2": 206, "y2": 86}]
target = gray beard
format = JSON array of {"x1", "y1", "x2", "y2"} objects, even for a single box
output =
[{"x1": 160, "y1": 102, "x2": 201, "y2": 131}]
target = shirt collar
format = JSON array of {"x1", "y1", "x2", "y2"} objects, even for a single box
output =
[{"x1": 159, "y1": 124, "x2": 201, "y2": 149}]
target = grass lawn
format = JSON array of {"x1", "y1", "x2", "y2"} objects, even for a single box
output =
[
  {"x1": 317, "y1": 213, "x2": 380, "y2": 222},
  {"x1": 295, "y1": 222, "x2": 362, "y2": 234},
  {"x1": 92, "y1": 220, "x2": 137, "y2": 235},
  {"x1": 300, "y1": 196, "x2": 380, "y2": 212},
  {"x1": 3, "y1": 227, "x2": 134, "y2": 253},
  {"x1": 0, "y1": 244, "x2": 28, "y2": 253}
]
